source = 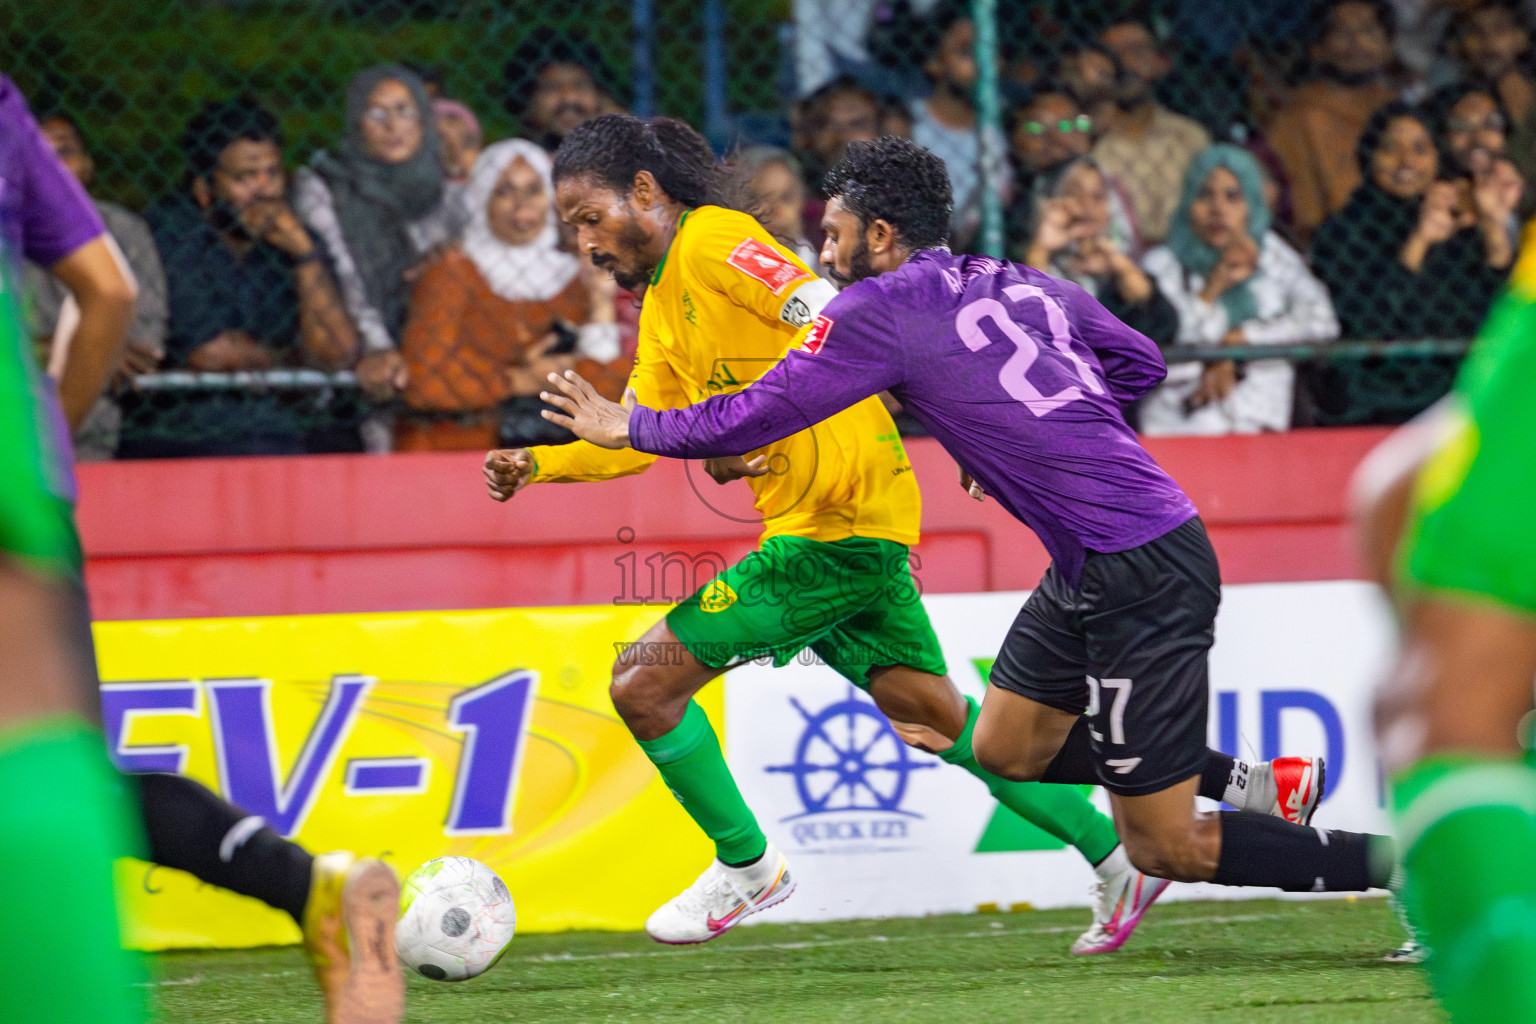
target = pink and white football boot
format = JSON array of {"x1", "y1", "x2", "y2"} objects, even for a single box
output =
[{"x1": 1071, "y1": 846, "x2": 1171, "y2": 956}]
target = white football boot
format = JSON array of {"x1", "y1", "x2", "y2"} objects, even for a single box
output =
[
  {"x1": 645, "y1": 842, "x2": 796, "y2": 944},
  {"x1": 1071, "y1": 845, "x2": 1171, "y2": 955}
]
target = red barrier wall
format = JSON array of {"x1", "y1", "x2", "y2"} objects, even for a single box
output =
[{"x1": 77, "y1": 428, "x2": 1393, "y2": 622}]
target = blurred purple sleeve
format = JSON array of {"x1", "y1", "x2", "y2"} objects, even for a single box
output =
[
  {"x1": 1, "y1": 77, "x2": 104, "y2": 266},
  {"x1": 1065, "y1": 279, "x2": 1166, "y2": 405},
  {"x1": 629, "y1": 288, "x2": 905, "y2": 458}
]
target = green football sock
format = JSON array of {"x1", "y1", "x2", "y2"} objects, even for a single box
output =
[
  {"x1": 637, "y1": 700, "x2": 767, "y2": 865},
  {"x1": 0, "y1": 717, "x2": 146, "y2": 1024},
  {"x1": 938, "y1": 697, "x2": 1120, "y2": 866},
  {"x1": 1394, "y1": 756, "x2": 1536, "y2": 1024}
]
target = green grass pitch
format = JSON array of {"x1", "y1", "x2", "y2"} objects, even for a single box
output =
[{"x1": 151, "y1": 897, "x2": 1442, "y2": 1024}]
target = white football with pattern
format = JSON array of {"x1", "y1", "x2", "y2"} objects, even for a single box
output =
[{"x1": 395, "y1": 856, "x2": 517, "y2": 982}]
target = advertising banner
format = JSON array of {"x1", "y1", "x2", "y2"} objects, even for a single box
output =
[
  {"x1": 100, "y1": 580, "x2": 1399, "y2": 949},
  {"x1": 724, "y1": 581, "x2": 1398, "y2": 920},
  {"x1": 96, "y1": 605, "x2": 717, "y2": 950}
]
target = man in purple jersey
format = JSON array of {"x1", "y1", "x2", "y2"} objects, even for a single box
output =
[
  {"x1": 540, "y1": 136, "x2": 1398, "y2": 899},
  {"x1": 0, "y1": 73, "x2": 403, "y2": 1023}
]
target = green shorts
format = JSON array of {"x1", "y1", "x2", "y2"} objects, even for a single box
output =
[
  {"x1": 1400, "y1": 292, "x2": 1536, "y2": 614},
  {"x1": 666, "y1": 535, "x2": 948, "y2": 686}
]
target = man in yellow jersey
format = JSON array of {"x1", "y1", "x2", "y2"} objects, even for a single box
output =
[{"x1": 485, "y1": 115, "x2": 1297, "y2": 951}]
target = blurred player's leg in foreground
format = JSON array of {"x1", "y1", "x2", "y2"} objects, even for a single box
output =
[
  {"x1": 36, "y1": 435, "x2": 404, "y2": 1021},
  {"x1": 0, "y1": 566, "x2": 147, "y2": 1024},
  {"x1": 25, "y1": 281, "x2": 405, "y2": 1021},
  {"x1": 1357, "y1": 263, "x2": 1536, "y2": 1022},
  {"x1": 0, "y1": 287, "x2": 144, "y2": 1022}
]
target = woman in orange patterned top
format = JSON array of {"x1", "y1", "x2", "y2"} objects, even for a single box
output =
[{"x1": 398, "y1": 138, "x2": 632, "y2": 450}]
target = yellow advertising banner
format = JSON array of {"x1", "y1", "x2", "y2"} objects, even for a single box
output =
[{"x1": 94, "y1": 605, "x2": 717, "y2": 950}]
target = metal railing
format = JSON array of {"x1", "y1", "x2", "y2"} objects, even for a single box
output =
[{"x1": 121, "y1": 338, "x2": 1475, "y2": 391}]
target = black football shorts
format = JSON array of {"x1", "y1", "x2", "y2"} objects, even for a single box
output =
[{"x1": 988, "y1": 516, "x2": 1221, "y2": 796}]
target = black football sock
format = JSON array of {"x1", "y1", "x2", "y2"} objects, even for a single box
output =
[
  {"x1": 135, "y1": 772, "x2": 313, "y2": 924},
  {"x1": 1201, "y1": 750, "x2": 1245, "y2": 803},
  {"x1": 1213, "y1": 812, "x2": 1396, "y2": 892}
]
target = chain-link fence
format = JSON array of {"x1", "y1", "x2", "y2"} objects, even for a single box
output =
[{"x1": 5, "y1": 0, "x2": 1529, "y2": 458}]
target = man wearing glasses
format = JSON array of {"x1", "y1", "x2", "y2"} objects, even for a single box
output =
[{"x1": 1006, "y1": 85, "x2": 1096, "y2": 230}]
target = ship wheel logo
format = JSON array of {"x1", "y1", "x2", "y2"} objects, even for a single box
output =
[{"x1": 767, "y1": 686, "x2": 937, "y2": 820}]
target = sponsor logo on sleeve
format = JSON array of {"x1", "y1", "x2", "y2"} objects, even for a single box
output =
[
  {"x1": 802, "y1": 314, "x2": 834, "y2": 355},
  {"x1": 727, "y1": 237, "x2": 814, "y2": 295},
  {"x1": 780, "y1": 294, "x2": 813, "y2": 328}
]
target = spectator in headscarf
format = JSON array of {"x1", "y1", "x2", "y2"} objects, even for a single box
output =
[
  {"x1": 294, "y1": 64, "x2": 457, "y2": 414},
  {"x1": 1311, "y1": 101, "x2": 1513, "y2": 342},
  {"x1": 1020, "y1": 156, "x2": 1175, "y2": 349},
  {"x1": 1267, "y1": 0, "x2": 1401, "y2": 244},
  {"x1": 1140, "y1": 144, "x2": 1339, "y2": 436},
  {"x1": 433, "y1": 98, "x2": 482, "y2": 186},
  {"x1": 397, "y1": 140, "x2": 631, "y2": 452}
]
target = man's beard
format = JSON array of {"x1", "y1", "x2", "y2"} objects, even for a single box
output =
[
  {"x1": 827, "y1": 237, "x2": 875, "y2": 288},
  {"x1": 554, "y1": 101, "x2": 597, "y2": 134},
  {"x1": 1113, "y1": 79, "x2": 1153, "y2": 111},
  {"x1": 593, "y1": 215, "x2": 655, "y2": 291},
  {"x1": 206, "y1": 196, "x2": 252, "y2": 240},
  {"x1": 937, "y1": 77, "x2": 975, "y2": 108},
  {"x1": 1323, "y1": 63, "x2": 1384, "y2": 87}
]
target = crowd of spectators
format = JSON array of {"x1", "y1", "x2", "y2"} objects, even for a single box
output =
[{"x1": 21, "y1": 0, "x2": 1536, "y2": 458}]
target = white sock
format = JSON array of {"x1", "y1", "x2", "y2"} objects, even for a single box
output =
[
  {"x1": 724, "y1": 843, "x2": 779, "y2": 884},
  {"x1": 1223, "y1": 759, "x2": 1253, "y2": 808},
  {"x1": 1093, "y1": 844, "x2": 1131, "y2": 880},
  {"x1": 1237, "y1": 761, "x2": 1278, "y2": 813}
]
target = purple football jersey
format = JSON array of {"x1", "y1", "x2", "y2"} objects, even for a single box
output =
[
  {"x1": 0, "y1": 73, "x2": 107, "y2": 500},
  {"x1": 629, "y1": 249, "x2": 1199, "y2": 584}
]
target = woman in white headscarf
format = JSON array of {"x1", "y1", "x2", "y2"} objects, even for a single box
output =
[{"x1": 398, "y1": 138, "x2": 632, "y2": 451}]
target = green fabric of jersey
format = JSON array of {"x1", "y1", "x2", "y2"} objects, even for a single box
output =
[
  {"x1": 1400, "y1": 288, "x2": 1536, "y2": 613},
  {"x1": 667, "y1": 535, "x2": 947, "y2": 685}
]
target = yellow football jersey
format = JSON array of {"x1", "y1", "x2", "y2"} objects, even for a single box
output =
[{"x1": 531, "y1": 205, "x2": 921, "y2": 547}]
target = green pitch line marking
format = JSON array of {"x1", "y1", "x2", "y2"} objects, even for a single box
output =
[{"x1": 512, "y1": 912, "x2": 1285, "y2": 963}]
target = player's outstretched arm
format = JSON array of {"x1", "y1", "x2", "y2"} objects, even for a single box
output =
[
  {"x1": 545, "y1": 285, "x2": 902, "y2": 459},
  {"x1": 544, "y1": 342, "x2": 888, "y2": 461},
  {"x1": 539, "y1": 373, "x2": 638, "y2": 449}
]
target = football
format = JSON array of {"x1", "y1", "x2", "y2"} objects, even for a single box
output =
[{"x1": 395, "y1": 856, "x2": 517, "y2": 981}]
